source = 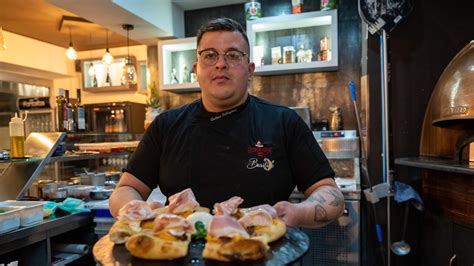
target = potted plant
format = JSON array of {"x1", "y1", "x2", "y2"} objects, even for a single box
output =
[{"x1": 145, "y1": 82, "x2": 161, "y2": 129}]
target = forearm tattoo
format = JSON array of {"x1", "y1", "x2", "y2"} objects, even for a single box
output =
[
  {"x1": 324, "y1": 188, "x2": 344, "y2": 207},
  {"x1": 314, "y1": 205, "x2": 329, "y2": 222},
  {"x1": 307, "y1": 193, "x2": 326, "y2": 204}
]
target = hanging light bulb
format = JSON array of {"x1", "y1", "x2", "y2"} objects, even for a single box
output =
[
  {"x1": 65, "y1": 27, "x2": 77, "y2": 60},
  {"x1": 121, "y1": 24, "x2": 137, "y2": 85},
  {"x1": 102, "y1": 29, "x2": 114, "y2": 65},
  {"x1": 0, "y1": 27, "x2": 6, "y2": 50}
]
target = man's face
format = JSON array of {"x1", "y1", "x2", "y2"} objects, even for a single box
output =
[{"x1": 194, "y1": 31, "x2": 255, "y2": 113}]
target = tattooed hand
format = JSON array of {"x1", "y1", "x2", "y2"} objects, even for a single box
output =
[{"x1": 274, "y1": 178, "x2": 344, "y2": 228}]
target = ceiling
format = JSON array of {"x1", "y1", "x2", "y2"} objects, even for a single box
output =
[{"x1": 0, "y1": 0, "x2": 246, "y2": 51}]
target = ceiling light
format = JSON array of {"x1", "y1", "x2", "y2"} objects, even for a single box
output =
[
  {"x1": 65, "y1": 27, "x2": 77, "y2": 60},
  {"x1": 121, "y1": 24, "x2": 137, "y2": 85},
  {"x1": 0, "y1": 27, "x2": 6, "y2": 50},
  {"x1": 102, "y1": 29, "x2": 114, "y2": 65}
]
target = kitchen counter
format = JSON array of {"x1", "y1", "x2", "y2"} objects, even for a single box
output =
[{"x1": 0, "y1": 210, "x2": 93, "y2": 265}]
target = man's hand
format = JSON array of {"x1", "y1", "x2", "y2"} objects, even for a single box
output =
[
  {"x1": 109, "y1": 172, "x2": 152, "y2": 217},
  {"x1": 273, "y1": 178, "x2": 345, "y2": 228}
]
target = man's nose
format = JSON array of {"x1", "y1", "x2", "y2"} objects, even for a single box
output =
[{"x1": 215, "y1": 54, "x2": 228, "y2": 68}]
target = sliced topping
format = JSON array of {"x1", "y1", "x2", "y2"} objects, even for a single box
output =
[
  {"x1": 167, "y1": 188, "x2": 200, "y2": 214},
  {"x1": 241, "y1": 204, "x2": 277, "y2": 219},
  {"x1": 208, "y1": 215, "x2": 249, "y2": 239},
  {"x1": 153, "y1": 213, "x2": 195, "y2": 235},
  {"x1": 118, "y1": 200, "x2": 155, "y2": 221},
  {"x1": 238, "y1": 209, "x2": 273, "y2": 228},
  {"x1": 213, "y1": 196, "x2": 244, "y2": 216}
]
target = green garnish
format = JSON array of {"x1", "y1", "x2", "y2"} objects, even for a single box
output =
[{"x1": 193, "y1": 221, "x2": 207, "y2": 239}]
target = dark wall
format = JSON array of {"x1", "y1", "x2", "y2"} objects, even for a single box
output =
[
  {"x1": 367, "y1": 0, "x2": 474, "y2": 265},
  {"x1": 162, "y1": 0, "x2": 362, "y2": 132}
]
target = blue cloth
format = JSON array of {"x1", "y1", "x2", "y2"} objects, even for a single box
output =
[
  {"x1": 58, "y1": 197, "x2": 90, "y2": 214},
  {"x1": 394, "y1": 181, "x2": 424, "y2": 211}
]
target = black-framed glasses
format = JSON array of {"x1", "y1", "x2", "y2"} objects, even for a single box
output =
[{"x1": 198, "y1": 49, "x2": 248, "y2": 67}]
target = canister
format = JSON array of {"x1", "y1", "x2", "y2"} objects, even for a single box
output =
[
  {"x1": 283, "y1": 46, "x2": 296, "y2": 64},
  {"x1": 245, "y1": 1, "x2": 262, "y2": 20}
]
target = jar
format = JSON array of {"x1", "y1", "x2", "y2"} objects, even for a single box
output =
[
  {"x1": 321, "y1": 0, "x2": 337, "y2": 11},
  {"x1": 271, "y1": 46, "x2": 282, "y2": 64},
  {"x1": 245, "y1": 0, "x2": 262, "y2": 20},
  {"x1": 320, "y1": 36, "x2": 329, "y2": 51},
  {"x1": 283, "y1": 46, "x2": 295, "y2": 64}
]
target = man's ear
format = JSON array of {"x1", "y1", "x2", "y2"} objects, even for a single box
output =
[{"x1": 192, "y1": 63, "x2": 197, "y2": 74}]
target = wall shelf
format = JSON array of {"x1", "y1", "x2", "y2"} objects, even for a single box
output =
[
  {"x1": 247, "y1": 9, "x2": 338, "y2": 76},
  {"x1": 395, "y1": 156, "x2": 474, "y2": 175},
  {"x1": 158, "y1": 37, "x2": 200, "y2": 93},
  {"x1": 81, "y1": 56, "x2": 138, "y2": 92}
]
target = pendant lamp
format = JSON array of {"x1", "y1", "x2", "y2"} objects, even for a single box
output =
[
  {"x1": 65, "y1": 26, "x2": 77, "y2": 60},
  {"x1": 121, "y1": 24, "x2": 137, "y2": 85},
  {"x1": 0, "y1": 27, "x2": 6, "y2": 50},
  {"x1": 102, "y1": 29, "x2": 114, "y2": 65}
]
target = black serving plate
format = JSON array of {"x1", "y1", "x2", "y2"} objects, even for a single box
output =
[{"x1": 94, "y1": 227, "x2": 309, "y2": 266}]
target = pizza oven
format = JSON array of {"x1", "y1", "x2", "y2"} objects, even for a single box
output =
[
  {"x1": 420, "y1": 41, "x2": 474, "y2": 162},
  {"x1": 416, "y1": 41, "x2": 474, "y2": 229}
]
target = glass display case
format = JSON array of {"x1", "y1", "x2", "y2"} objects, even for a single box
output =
[
  {"x1": 81, "y1": 57, "x2": 138, "y2": 92},
  {"x1": 247, "y1": 9, "x2": 338, "y2": 75},
  {"x1": 158, "y1": 37, "x2": 200, "y2": 93}
]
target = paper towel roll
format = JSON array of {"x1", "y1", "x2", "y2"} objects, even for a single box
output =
[{"x1": 51, "y1": 243, "x2": 90, "y2": 254}]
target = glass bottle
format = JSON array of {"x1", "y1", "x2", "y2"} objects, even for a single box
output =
[
  {"x1": 75, "y1": 88, "x2": 86, "y2": 131},
  {"x1": 56, "y1": 89, "x2": 66, "y2": 131},
  {"x1": 65, "y1": 90, "x2": 76, "y2": 132}
]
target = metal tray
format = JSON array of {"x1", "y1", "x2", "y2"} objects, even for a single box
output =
[{"x1": 93, "y1": 227, "x2": 309, "y2": 266}]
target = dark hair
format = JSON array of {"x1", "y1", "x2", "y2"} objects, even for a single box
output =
[{"x1": 196, "y1": 17, "x2": 250, "y2": 52}]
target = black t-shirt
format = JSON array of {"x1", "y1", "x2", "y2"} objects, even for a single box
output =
[{"x1": 125, "y1": 95, "x2": 334, "y2": 208}]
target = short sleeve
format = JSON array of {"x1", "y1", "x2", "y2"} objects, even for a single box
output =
[
  {"x1": 286, "y1": 113, "x2": 335, "y2": 193},
  {"x1": 123, "y1": 117, "x2": 163, "y2": 190}
]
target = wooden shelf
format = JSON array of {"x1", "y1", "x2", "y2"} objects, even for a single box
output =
[
  {"x1": 82, "y1": 84, "x2": 137, "y2": 93},
  {"x1": 395, "y1": 156, "x2": 474, "y2": 175}
]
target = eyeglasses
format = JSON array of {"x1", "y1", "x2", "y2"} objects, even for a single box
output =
[{"x1": 198, "y1": 49, "x2": 248, "y2": 67}]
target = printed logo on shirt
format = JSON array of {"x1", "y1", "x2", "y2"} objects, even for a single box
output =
[
  {"x1": 247, "y1": 158, "x2": 275, "y2": 171},
  {"x1": 210, "y1": 109, "x2": 237, "y2": 121},
  {"x1": 246, "y1": 140, "x2": 274, "y2": 171},
  {"x1": 247, "y1": 140, "x2": 272, "y2": 157}
]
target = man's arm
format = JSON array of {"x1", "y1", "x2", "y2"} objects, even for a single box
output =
[
  {"x1": 109, "y1": 172, "x2": 152, "y2": 217},
  {"x1": 273, "y1": 177, "x2": 344, "y2": 228}
]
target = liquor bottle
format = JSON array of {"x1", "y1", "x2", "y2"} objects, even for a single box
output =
[
  {"x1": 56, "y1": 88, "x2": 68, "y2": 131},
  {"x1": 65, "y1": 90, "x2": 76, "y2": 132},
  {"x1": 93, "y1": 74, "x2": 98, "y2": 87},
  {"x1": 75, "y1": 88, "x2": 86, "y2": 131},
  {"x1": 105, "y1": 71, "x2": 112, "y2": 86}
]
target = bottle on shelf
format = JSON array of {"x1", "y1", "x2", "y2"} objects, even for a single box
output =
[
  {"x1": 75, "y1": 88, "x2": 86, "y2": 131},
  {"x1": 9, "y1": 112, "x2": 25, "y2": 158},
  {"x1": 65, "y1": 90, "x2": 76, "y2": 132},
  {"x1": 56, "y1": 88, "x2": 67, "y2": 132},
  {"x1": 105, "y1": 71, "x2": 112, "y2": 86}
]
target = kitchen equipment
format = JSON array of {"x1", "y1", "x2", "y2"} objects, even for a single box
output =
[
  {"x1": 85, "y1": 102, "x2": 146, "y2": 133},
  {"x1": 42, "y1": 182, "x2": 68, "y2": 200},
  {"x1": 391, "y1": 202, "x2": 411, "y2": 256},
  {"x1": 0, "y1": 206, "x2": 21, "y2": 234},
  {"x1": 0, "y1": 200, "x2": 44, "y2": 227},
  {"x1": 329, "y1": 105, "x2": 343, "y2": 130},
  {"x1": 358, "y1": 1, "x2": 415, "y2": 265},
  {"x1": 89, "y1": 187, "x2": 114, "y2": 200}
]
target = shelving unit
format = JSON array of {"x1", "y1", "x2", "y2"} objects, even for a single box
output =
[
  {"x1": 81, "y1": 56, "x2": 138, "y2": 92},
  {"x1": 158, "y1": 37, "x2": 200, "y2": 93},
  {"x1": 247, "y1": 9, "x2": 338, "y2": 75}
]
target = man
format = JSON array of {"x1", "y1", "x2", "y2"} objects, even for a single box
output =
[{"x1": 109, "y1": 17, "x2": 344, "y2": 228}]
